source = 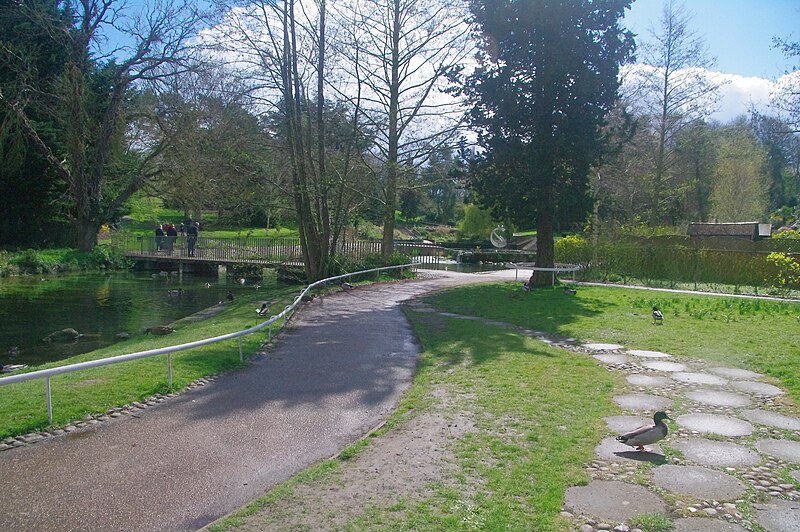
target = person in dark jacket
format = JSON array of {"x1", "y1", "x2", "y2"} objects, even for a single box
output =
[{"x1": 186, "y1": 221, "x2": 199, "y2": 257}]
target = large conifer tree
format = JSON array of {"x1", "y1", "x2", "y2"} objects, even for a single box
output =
[{"x1": 462, "y1": 0, "x2": 634, "y2": 285}]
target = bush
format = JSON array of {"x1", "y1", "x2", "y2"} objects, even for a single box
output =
[
  {"x1": 555, "y1": 234, "x2": 591, "y2": 264},
  {"x1": 765, "y1": 252, "x2": 800, "y2": 291}
]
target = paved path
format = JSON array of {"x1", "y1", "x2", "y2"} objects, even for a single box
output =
[{"x1": 0, "y1": 270, "x2": 514, "y2": 532}]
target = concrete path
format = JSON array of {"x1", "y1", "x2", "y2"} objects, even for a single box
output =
[{"x1": 0, "y1": 269, "x2": 515, "y2": 532}]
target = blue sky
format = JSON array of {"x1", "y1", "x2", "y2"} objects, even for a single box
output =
[{"x1": 624, "y1": 0, "x2": 799, "y2": 79}]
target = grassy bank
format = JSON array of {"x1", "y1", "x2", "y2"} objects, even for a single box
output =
[
  {"x1": 0, "y1": 286, "x2": 300, "y2": 438},
  {"x1": 0, "y1": 245, "x2": 131, "y2": 277}
]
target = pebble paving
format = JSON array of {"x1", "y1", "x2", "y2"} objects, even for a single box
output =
[{"x1": 559, "y1": 337, "x2": 800, "y2": 531}]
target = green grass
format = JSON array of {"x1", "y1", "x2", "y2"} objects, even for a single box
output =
[
  {"x1": 425, "y1": 283, "x2": 800, "y2": 403},
  {"x1": 0, "y1": 286, "x2": 299, "y2": 438}
]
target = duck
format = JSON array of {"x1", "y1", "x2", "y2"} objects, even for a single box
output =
[
  {"x1": 226, "y1": 291, "x2": 235, "y2": 302},
  {"x1": 256, "y1": 303, "x2": 269, "y2": 316},
  {"x1": 341, "y1": 281, "x2": 354, "y2": 290},
  {"x1": 652, "y1": 305, "x2": 664, "y2": 325},
  {"x1": 238, "y1": 278, "x2": 246, "y2": 285},
  {"x1": 167, "y1": 288, "x2": 184, "y2": 296},
  {"x1": 1, "y1": 363, "x2": 28, "y2": 374},
  {"x1": 144, "y1": 325, "x2": 175, "y2": 335},
  {"x1": 564, "y1": 287, "x2": 577, "y2": 295},
  {"x1": 204, "y1": 282, "x2": 212, "y2": 288},
  {"x1": 616, "y1": 411, "x2": 670, "y2": 452}
]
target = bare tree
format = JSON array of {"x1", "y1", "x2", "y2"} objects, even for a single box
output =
[
  {"x1": 0, "y1": 0, "x2": 204, "y2": 250},
  {"x1": 627, "y1": 0, "x2": 725, "y2": 225},
  {"x1": 336, "y1": 0, "x2": 471, "y2": 259}
]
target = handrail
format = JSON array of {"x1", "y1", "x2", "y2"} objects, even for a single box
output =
[{"x1": 0, "y1": 263, "x2": 415, "y2": 424}]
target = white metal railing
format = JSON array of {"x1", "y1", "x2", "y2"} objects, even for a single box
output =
[
  {"x1": 0, "y1": 264, "x2": 415, "y2": 425},
  {"x1": 505, "y1": 262, "x2": 583, "y2": 284}
]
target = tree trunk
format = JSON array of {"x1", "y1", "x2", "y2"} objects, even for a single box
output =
[
  {"x1": 74, "y1": 219, "x2": 99, "y2": 252},
  {"x1": 530, "y1": 185, "x2": 555, "y2": 287}
]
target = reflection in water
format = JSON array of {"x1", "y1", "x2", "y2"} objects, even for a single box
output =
[{"x1": 0, "y1": 272, "x2": 259, "y2": 368}]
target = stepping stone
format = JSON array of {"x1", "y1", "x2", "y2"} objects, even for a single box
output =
[
  {"x1": 685, "y1": 389, "x2": 752, "y2": 408},
  {"x1": 673, "y1": 438, "x2": 761, "y2": 467},
  {"x1": 756, "y1": 439, "x2": 800, "y2": 464},
  {"x1": 672, "y1": 372, "x2": 728, "y2": 386},
  {"x1": 741, "y1": 409, "x2": 800, "y2": 431},
  {"x1": 652, "y1": 464, "x2": 746, "y2": 500},
  {"x1": 642, "y1": 360, "x2": 688, "y2": 372},
  {"x1": 754, "y1": 497, "x2": 800, "y2": 532},
  {"x1": 583, "y1": 343, "x2": 624, "y2": 351},
  {"x1": 604, "y1": 415, "x2": 650, "y2": 433},
  {"x1": 709, "y1": 367, "x2": 764, "y2": 380},
  {"x1": 595, "y1": 437, "x2": 666, "y2": 463},
  {"x1": 614, "y1": 394, "x2": 674, "y2": 412},
  {"x1": 730, "y1": 381, "x2": 784, "y2": 397},
  {"x1": 627, "y1": 349, "x2": 672, "y2": 358},
  {"x1": 627, "y1": 374, "x2": 672, "y2": 387},
  {"x1": 673, "y1": 518, "x2": 747, "y2": 531},
  {"x1": 564, "y1": 480, "x2": 667, "y2": 521},
  {"x1": 593, "y1": 354, "x2": 629, "y2": 365},
  {"x1": 676, "y1": 413, "x2": 753, "y2": 437}
]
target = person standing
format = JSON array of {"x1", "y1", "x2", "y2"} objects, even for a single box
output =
[
  {"x1": 186, "y1": 221, "x2": 199, "y2": 257},
  {"x1": 165, "y1": 223, "x2": 178, "y2": 255},
  {"x1": 155, "y1": 224, "x2": 165, "y2": 252}
]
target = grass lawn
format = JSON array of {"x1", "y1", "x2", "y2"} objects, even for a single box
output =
[{"x1": 425, "y1": 282, "x2": 800, "y2": 403}]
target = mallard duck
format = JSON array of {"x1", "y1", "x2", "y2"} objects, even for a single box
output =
[
  {"x1": 652, "y1": 306, "x2": 664, "y2": 325},
  {"x1": 341, "y1": 282, "x2": 354, "y2": 290},
  {"x1": 564, "y1": 287, "x2": 577, "y2": 295},
  {"x1": 1, "y1": 363, "x2": 28, "y2": 374},
  {"x1": 204, "y1": 282, "x2": 212, "y2": 288},
  {"x1": 616, "y1": 411, "x2": 670, "y2": 452},
  {"x1": 257, "y1": 303, "x2": 269, "y2": 316},
  {"x1": 144, "y1": 325, "x2": 175, "y2": 335}
]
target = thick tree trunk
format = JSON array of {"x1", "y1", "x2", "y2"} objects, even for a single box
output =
[
  {"x1": 74, "y1": 219, "x2": 99, "y2": 252},
  {"x1": 530, "y1": 185, "x2": 555, "y2": 287}
]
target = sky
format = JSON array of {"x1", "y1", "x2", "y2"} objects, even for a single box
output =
[{"x1": 622, "y1": 0, "x2": 799, "y2": 121}]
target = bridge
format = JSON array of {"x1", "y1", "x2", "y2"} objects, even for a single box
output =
[{"x1": 112, "y1": 234, "x2": 450, "y2": 272}]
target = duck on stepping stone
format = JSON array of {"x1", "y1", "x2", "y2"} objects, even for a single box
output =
[{"x1": 616, "y1": 411, "x2": 670, "y2": 452}]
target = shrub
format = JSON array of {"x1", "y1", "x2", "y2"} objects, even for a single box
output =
[
  {"x1": 555, "y1": 234, "x2": 591, "y2": 264},
  {"x1": 765, "y1": 252, "x2": 800, "y2": 290}
]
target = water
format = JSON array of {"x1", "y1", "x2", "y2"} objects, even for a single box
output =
[{"x1": 0, "y1": 272, "x2": 261, "y2": 368}]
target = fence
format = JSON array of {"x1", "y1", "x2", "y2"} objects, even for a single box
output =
[{"x1": 0, "y1": 264, "x2": 415, "y2": 425}]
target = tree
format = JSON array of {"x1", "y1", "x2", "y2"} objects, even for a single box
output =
[
  {"x1": 338, "y1": 0, "x2": 471, "y2": 260},
  {"x1": 0, "y1": 0, "x2": 204, "y2": 250},
  {"x1": 628, "y1": 0, "x2": 724, "y2": 225},
  {"x1": 461, "y1": 0, "x2": 634, "y2": 285},
  {"x1": 674, "y1": 120, "x2": 717, "y2": 222},
  {"x1": 710, "y1": 124, "x2": 769, "y2": 223}
]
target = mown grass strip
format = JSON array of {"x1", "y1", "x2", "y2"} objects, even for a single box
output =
[{"x1": 0, "y1": 287, "x2": 299, "y2": 438}]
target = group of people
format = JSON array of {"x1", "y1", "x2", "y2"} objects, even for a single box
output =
[{"x1": 155, "y1": 220, "x2": 200, "y2": 256}]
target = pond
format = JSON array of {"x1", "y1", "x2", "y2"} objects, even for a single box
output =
[{"x1": 0, "y1": 271, "x2": 266, "y2": 368}]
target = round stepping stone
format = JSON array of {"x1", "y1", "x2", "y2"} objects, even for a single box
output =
[
  {"x1": 652, "y1": 465, "x2": 746, "y2": 500},
  {"x1": 756, "y1": 439, "x2": 800, "y2": 464},
  {"x1": 730, "y1": 380, "x2": 784, "y2": 397},
  {"x1": 583, "y1": 343, "x2": 624, "y2": 351},
  {"x1": 564, "y1": 480, "x2": 667, "y2": 521},
  {"x1": 672, "y1": 372, "x2": 728, "y2": 386},
  {"x1": 709, "y1": 366, "x2": 764, "y2": 380},
  {"x1": 685, "y1": 389, "x2": 752, "y2": 408},
  {"x1": 673, "y1": 518, "x2": 747, "y2": 532},
  {"x1": 676, "y1": 413, "x2": 753, "y2": 437},
  {"x1": 604, "y1": 415, "x2": 650, "y2": 433},
  {"x1": 754, "y1": 497, "x2": 800, "y2": 532},
  {"x1": 627, "y1": 374, "x2": 672, "y2": 388},
  {"x1": 595, "y1": 437, "x2": 665, "y2": 462},
  {"x1": 673, "y1": 438, "x2": 761, "y2": 467},
  {"x1": 627, "y1": 349, "x2": 672, "y2": 358},
  {"x1": 741, "y1": 409, "x2": 800, "y2": 430},
  {"x1": 642, "y1": 360, "x2": 688, "y2": 372},
  {"x1": 614, "y1": 394, "x2": 674, "y2": 412},
  {"x1": 593, "y1": 354, "x2": 629, "y2": 365}
]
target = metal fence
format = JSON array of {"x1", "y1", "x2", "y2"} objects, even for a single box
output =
[{"x1": 0, "y1": 264, "x2": 415, "y2": 425}]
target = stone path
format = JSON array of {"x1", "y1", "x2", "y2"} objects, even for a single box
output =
[{"x1": 562, "y1": 342, "x2": 800, "y2": 532}]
